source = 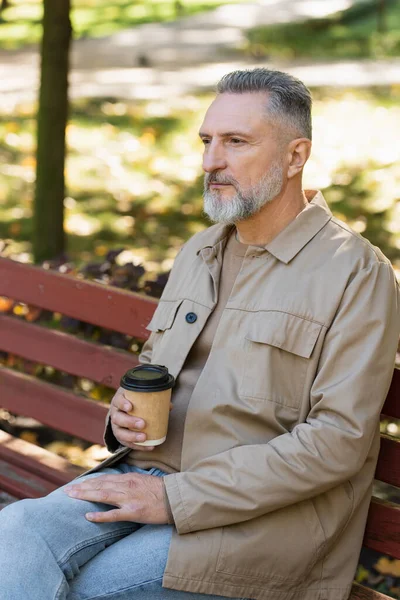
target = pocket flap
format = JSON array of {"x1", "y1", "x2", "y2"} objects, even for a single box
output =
[
  {"x1": 146, "y1": 299, "x2": 183, "y2": 333},
  {"x1": 245, "y1": 312, "x2": 322, "y2": 359}
]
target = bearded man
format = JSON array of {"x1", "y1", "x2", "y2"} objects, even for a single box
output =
[{"x1": 1, "y1": 68, "x2": 399, "y2": 600}]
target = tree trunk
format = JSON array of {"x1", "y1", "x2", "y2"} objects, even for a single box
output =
[
  {"x1": 33, "y1": 0, "x2": 72, "y2": 263},
  {"x1": 377, "y1": 0, "x2": 386, "y2": 33},
  {"x1": 0, "y1": 0, "x2": 11, "y2": 14}
]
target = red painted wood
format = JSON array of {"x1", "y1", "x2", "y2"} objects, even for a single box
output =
[
  {"x1": 0, "y1": 257, "x2": 157, "y2": 339},
  {"x1": 0, "y1": 367, "x2": 108, "y2": 445},
  {"x1": 363, "y1": 498, "x2": 400, "y2": 559},
  {"x1": 350, "y1": 583, "x2": 394, "y2": 600},
  {"x1": 382, "y1": 368, "x2": 400, "y2": 419},
  {"x1": 0, "y1": 431, "x2": 84, "y2": 487},
  {"x1": 0, "y1": 314, "x2": 139, "y2": 388},
  {"x1": 375, "y1": 435, "x2": 400, "y2": 488},
  {"x1": 0, "y1": 459, "x2": 56, "y2": 498}
]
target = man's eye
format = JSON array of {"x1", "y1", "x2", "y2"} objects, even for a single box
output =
[
  {"x1": 201, "y1": 138, "x2": 211, "y2": 145},
  {"x1": 230, "y1": 138, "x2": 244, "y2": 144}
]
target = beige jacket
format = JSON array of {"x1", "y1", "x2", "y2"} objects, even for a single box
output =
[{"x1": 96, "y1": 191, "x2": 400, "y2": 600}]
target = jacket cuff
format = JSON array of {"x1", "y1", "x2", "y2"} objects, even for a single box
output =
[
  {"x1": 163, "y1": 474, "x2": 192, "y2": 534},
  {"x1": 162, "y1": 479, "x2": 175, "y2": 525},
  {"x1": 104, "y1": 413, "x2": 125, "y2": 453}
]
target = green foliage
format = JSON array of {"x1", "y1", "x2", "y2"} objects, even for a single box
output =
[
  {"x1": 324, "y1": 161, "x2": 399, "y2": 263},
  {"x1": 0, "y1": 89, "x2": 399, "y2": 275},
  {"x1": 246, "y1": 0, "x2": 400, "y2": 60},
  {"x1": 0, "y1": 0, "x2": 242, "y2": 49},
  {"x1": 0, "y1": 94, "x2": 209, "y2": 272}
]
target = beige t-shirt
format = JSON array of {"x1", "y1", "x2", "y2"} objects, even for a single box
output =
[{"x1": 127, "y1": 228, "x2": 248, "y2": 473}]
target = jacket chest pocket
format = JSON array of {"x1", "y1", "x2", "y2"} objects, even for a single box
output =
[
  {"x1": 146, "y1": 299, "x2": 184, "y2": 364},
  {"x1": 239, "y1": 312, "x2": 322, "y2": 409}
]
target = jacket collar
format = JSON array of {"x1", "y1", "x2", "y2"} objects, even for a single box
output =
[{"x1": 196, "y1": 190, "x2": 332, "y2": 264}]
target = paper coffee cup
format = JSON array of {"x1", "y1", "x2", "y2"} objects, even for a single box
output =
[{"x1": 120, "y1": 364, "x2": 175, "y2": 446}]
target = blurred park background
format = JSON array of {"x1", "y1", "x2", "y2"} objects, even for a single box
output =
[
  {"x1": 0, "y1": 0, "x2": 400, "y2": 595},
  {"x1": 0, "y1": 0, "x2": 399, "y2": 273}
]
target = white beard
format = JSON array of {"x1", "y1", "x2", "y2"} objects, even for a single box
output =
[{"x1": 203, "y1": 162, "x2": 284, "y2": 224}]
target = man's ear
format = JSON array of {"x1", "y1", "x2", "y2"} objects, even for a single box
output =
[{"x1": 286, "y1": 138, "x2": 312, "y2": 179}]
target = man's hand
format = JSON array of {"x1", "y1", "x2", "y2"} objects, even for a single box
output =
[
  {"x1": 110, "y1": 387, "x2": 155, "y2": 451},
  {"x1": 63, "y1": 473, "x2": 169, "y2": 524}
]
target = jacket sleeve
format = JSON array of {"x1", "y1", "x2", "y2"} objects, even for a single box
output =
[{"x1": 164, "y1": 260, "x2": 400, "y2": 535}]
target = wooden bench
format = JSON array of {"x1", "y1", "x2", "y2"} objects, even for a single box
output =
[
  {"x1": 0, "y1": 255, "x2": 399, "y2": 600},
  {"x1": 0, "y1": 256, "x2": 157, "y2": 496}
]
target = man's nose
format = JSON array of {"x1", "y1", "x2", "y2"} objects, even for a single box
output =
[{"x1": 202, "y1": 141, "x2": 227, "y2": 173}]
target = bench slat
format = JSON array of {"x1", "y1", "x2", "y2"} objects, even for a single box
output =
[
  {"x1": 363, "y1": 497, "x2": 400, "y2": 559},
  {"x1": 382, "y1": 368, "x2": 400, "y2": 419},
  {"x1": 0, "y1": 431, "x2": 84, "y2": 487},
  {"x1": 375, "y1": 435, "x2": 400, "y2": 488},
  {"x1": 0, "y1": 366, "x2": 108, "y2": 445},
  {"x1": 0, "y1": 459, "x2": 56, "y2": 498},
  {"x1": 0, "y1": 257, "x2": 157, "y2": 338},
  {"x1": 350, "y1": 582, "x2": 394, "y2": 600},
  {"x1": 0, "y1": 314, "x2": 138, "y2": 388}
]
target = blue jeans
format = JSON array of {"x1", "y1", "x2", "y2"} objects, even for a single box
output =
[{"x1": 0, "y1": 464, "x2": 248, "y2": 600}]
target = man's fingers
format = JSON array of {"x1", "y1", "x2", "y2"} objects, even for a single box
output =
[
  {"x1": 109, "y1": 390, "x2": 155, "y2": 450},
  {"x1": 65, "y1": 474, "x2": 146, "y2": 490},
  {"x1": 112, "y1": 424, "x2": 148, "y2": 445},
  {"x1": 64, "y1": 476, "x2": 122, "y2": 490},
  {"x1": 85, "y1": 509, "x2": 127, "y2": 523},
  {"x1": 65, "y1": 487, "x2": 127, "y2": 505},
  {"x1": 109, "y1": 422, "x2": 155, "y2": 449},
  {"x1": 112, "y1": 410, "x2": 145, "y2": 432},
  {"x1": 111, "y1": 389, "x2": 132, "y2": 413},
  {"x1": 111, "y1": 390, "x2": 131, "y2": 412}
]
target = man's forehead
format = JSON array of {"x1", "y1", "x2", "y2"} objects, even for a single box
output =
[{"x1": 200, "y1": 92, "x2": 269, "y2": 134}]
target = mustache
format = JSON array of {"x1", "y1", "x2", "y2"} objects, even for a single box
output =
[{"x1": 205, "y1": 173, "x2": 238, "y2": 187}]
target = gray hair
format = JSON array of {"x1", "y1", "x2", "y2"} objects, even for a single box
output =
[{"x1": 216, "y1": 68, "x2": 312, "y2": 140}]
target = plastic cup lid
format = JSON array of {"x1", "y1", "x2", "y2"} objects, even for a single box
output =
[{"x1": 120, "y1": 364, "x2": 174, "y2": 393}]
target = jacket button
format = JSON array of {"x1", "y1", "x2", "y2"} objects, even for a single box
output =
[{"x1": 185, "y1": 312, "x2": 197, "y2": 324}]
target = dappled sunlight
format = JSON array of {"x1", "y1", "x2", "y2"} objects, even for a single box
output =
[
  {"x1": 0, "y1": 88, "x2": 399, "y2": 271},
  {"x1": 305, "y1": 94, "x2": 400, "y2": 187},
  {"x1": 214, "y1": 0, "x2": 353, "y2": 27},
  {"x1": 290, "y1": 60, "x2": 400, "y2": 88},
  {"x1": 110, "y1": 215, "x2": 136, "y2": 234},
  {"x1": 115, "y1": 248, "x2": 148, "y2": 265},
  {"x1": 289, "y1": 0, "x2": 352, "y2": 18},
  {"x1": 65, "y1": 213, "x2": 102, "y2": 237},
  {"x1": 304, "y1": 93, "x2": 400, "y2": 255},
  {"x1": 0, "y1": 162, "x2": 35, "y2": 183},
  {"x1": 0, "y1": 0, "x2": 243, "y2": 49}
]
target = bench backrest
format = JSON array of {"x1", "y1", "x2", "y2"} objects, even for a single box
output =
[
  {"x1": 0, "y1": 256, "x2": 399, "y2": 599},
  {"x1": 0, "y1": 257, "x2": 157, "y2": 444}
]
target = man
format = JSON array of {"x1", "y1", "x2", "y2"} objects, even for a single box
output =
[{"x1": 1, "y1": 68, "x2": 399, "y2": 600}]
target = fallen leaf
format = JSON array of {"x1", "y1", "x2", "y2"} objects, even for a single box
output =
[
  {"x1": 0, "y1": 297, "x2": 14, "y2": 313},
  {"x1": 374, "y1": 557, "x2": 400, "y2": 577}
]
